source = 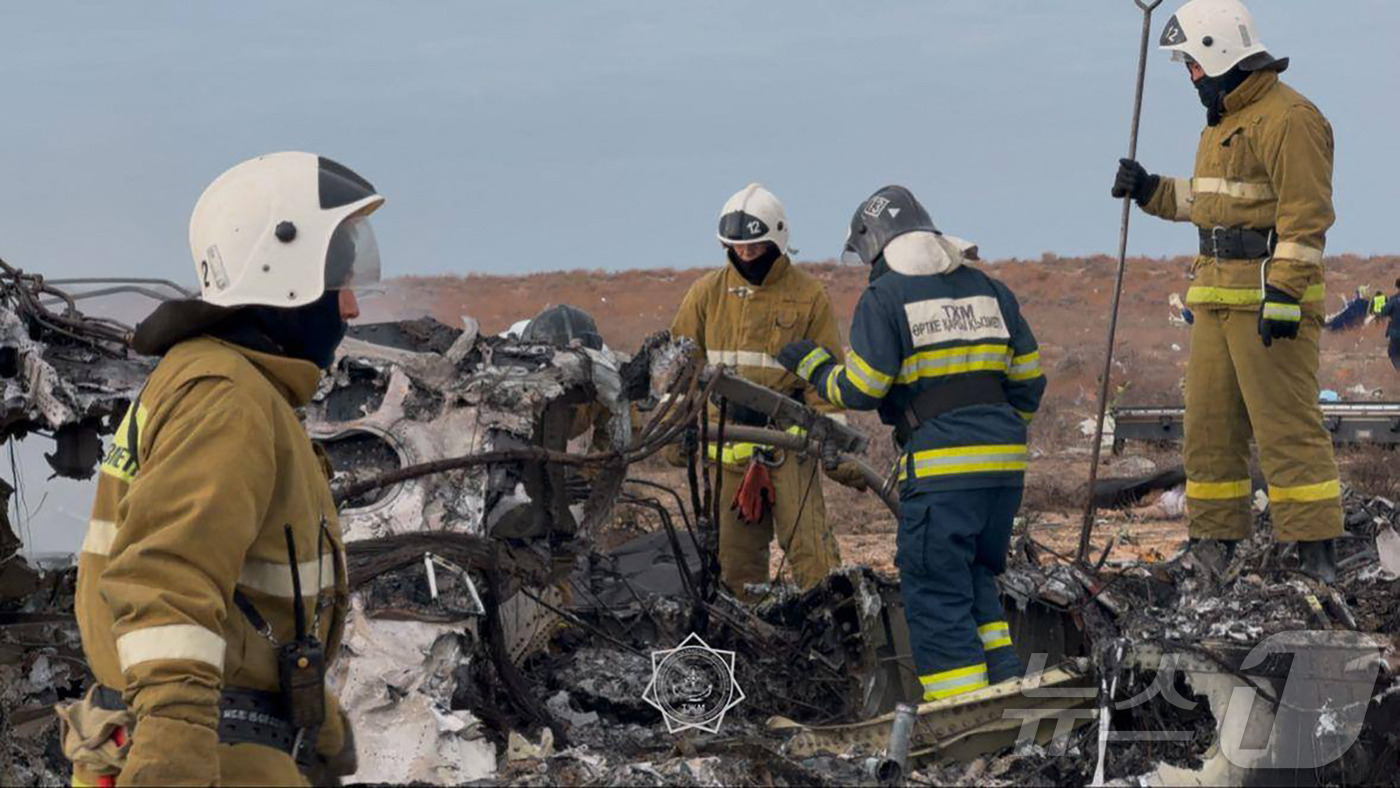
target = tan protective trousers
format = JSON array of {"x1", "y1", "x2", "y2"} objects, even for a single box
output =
[
  {"x1": 1184, "y1": 308, "x2": 1343, "y2": 541},
  {"x1": 73, "y1": 743, "x2": 305, "y2": 787},
  {"x1": 716, "y1": 452, "x2": 841, "y2": 601}
]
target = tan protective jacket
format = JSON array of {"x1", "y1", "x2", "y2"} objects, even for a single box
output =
[
  {"x1": 671, "y1": 255, "x2": 845, "y2": 428},
  {"x1": 77, "y1": 337, "x2": 349, "y2": 765},
  {"x1": 1142, "y1": 71, "x2": 1334, "y2": 312}
]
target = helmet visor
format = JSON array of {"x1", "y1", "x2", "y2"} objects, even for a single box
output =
[
  {"x1": 840, "y1": 229, "x2": 864, "y2": 265},
  {"x1": 324, "y1": 214, "x2": 381, "y2": 290}
]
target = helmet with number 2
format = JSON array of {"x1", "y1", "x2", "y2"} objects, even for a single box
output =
[{"x1": 188, "y1": 152, "x2": 385, "y2": 308}]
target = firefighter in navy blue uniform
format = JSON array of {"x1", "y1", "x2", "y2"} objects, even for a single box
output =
[{"x1": 778, "y1": 186, "x2": 1046, "y2": 701}]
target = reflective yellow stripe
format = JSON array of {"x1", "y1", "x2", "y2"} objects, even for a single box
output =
[
  {"x1": 1373, "y1": 295, "x2": 1388, "y2": 315},
  {"x1": 896, "y1": 343, "x2": 1011, "y2": 384},
  {"x1": 796, "y1": 347, "x2": 833, "y2": 380},
  {"x1": 846, "y1": 350, "x2": 893, "y2": 397},
  {"x1": 1015, "y1": 409, "x2": 1034, "y2": 423},
  {"x1": 825, "y1": 367, "x2": 846, "y2": 408},
  {"x1": 1192, "y1": 177, "x2": 1275, "y2": 200},
  {"x1": 1172, "y1": 177, "x2": 1194, "y2": 220},
  {"x1": 99, "y1": 401, "x2": 149, "y2": 483},
  {"x1": 1186, "y1": 283, "x2": 1325, "y2": 306},
  {"x1": 1186, "y1": 478, "x2": 1252, "y2": 500},
  {"x1": 116, "y1": 624, "x2": 225, "y2": 672},
  {"x1": 1269, "y1": 479, "x2": 1341, "y2": 504},
  {"x1": 1274, "y1": 241, "x2": 1324, "y2": 266},
  {"x1": 901, "y1": 444, "x2": 1027, "y2": 480},
  {"x1": 239, "y1": 555, "x2": 338, "y2": 598},
  {"x1": 706, "y1": 426, "x2": 805, "y2": 468},
  {"x1": 1007, "y1": 350, "x2": 1042, "y2": 382},
  {"x1": 1262, "y1": 302, "x2": 1301, "y2": 322},
  {"x1": 920, "y1": 663, "x2": 990, "y2": 700},
  {"x1": 978, "y1": 621, "x2": 1012, "y2": 651},
  {"x1": 81, "y1": 519, "x2": 117, "y2": 557}
]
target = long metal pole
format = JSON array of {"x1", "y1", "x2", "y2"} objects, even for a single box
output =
[{"x1": 1078, "y1": 0, "x2": 1164, "y2": 565}]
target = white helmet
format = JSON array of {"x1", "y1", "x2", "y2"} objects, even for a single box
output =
[
  {"x1": 717, "y1": 183, "x2": 790, "y2": 254},
  {"x1": 1159, "y1": 0, "x2": 1285, "y2": 78},
  {"x1": 189, "y1": 152, "x2": 385, "y2": 308}
]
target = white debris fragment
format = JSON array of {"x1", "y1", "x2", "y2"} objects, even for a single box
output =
[
  {"x1": 1377, "y1": 527, "x2": 1400, "y2": 578},
  {"x1": 506, "y1": 728, "x2": 556, "y2": 761}
]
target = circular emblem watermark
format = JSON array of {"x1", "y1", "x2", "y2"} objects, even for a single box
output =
[{"x1": 642, "y1": 632, "x2": 745, "y2": 733}]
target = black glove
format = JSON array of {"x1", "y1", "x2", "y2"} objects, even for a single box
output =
[
  {"x1": 777, "y1": 339, "x2": 834, "y2": 382},
  {"x1": 1258, "y1": 285, "x2": 1302, "y2": 347},
  {"x1": 1112, "y1": 158, "x2": 1160, "y2": 205}
]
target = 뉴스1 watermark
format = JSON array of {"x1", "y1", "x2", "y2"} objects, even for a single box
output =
[
  {"x1": 642, "y1": 632, "x2": 745, "y2": 733},
  {"x1": 1002, "y1": 631, "x2": 1384, "y2": 770}
]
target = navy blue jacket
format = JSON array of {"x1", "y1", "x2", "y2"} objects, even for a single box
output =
[{"x1": 802, "y1": 253, "x2": 1045, "y2": 494}]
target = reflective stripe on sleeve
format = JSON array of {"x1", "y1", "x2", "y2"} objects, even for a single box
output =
[
  {"x1": 1192, "y1": 177, "x2": 1276, "y2": 201},
  {"x1": 1172, "y1": 177, "x2": 1194, "y2": 220},
  {"x1": 1273, "y1": 242, "x2": 1325, "y2": 266},
  {"x1": 1186, "y1": 283, "x2": 1325, "y2": 306},
  {"x1": 1015, "y1": 409, "x2": 1034, "y2": 423},
  {"x1": 897, "y1": 343, "x2": 1011, "y2": 384},
  {"x1": 116, "y1": 624, "x2": 225, "y2": 673},
  {"x1": 846, "y1": 350, "x2": 893, "y2": 397},
  {"x1": 238, "y1": 555, "x2": 338, "y2": 598},
  {"x1": 1269, "y1": 479, "x2": 1341, "y2": 504},
  {"x1": 706, "y1": 349, "x2": 784, "y2": 370},
  {"x1": 825, "y1": 368, "x2": 847, "y2": 409},
  {"x1": 82, "y1": 519, "x2": 118, "y2": 556},
  {"x1": 978, "y1": 621, "x2": 1013, "y2": 651},
  {"x1": 1186, "y1": 478, "x2": 1252, "y2": 500},
  {"x1": 900, "y1": 444, "x2": 1027, "y2": 480},
  {"x1": 796, "y1": 347, "x2": 833, "y2": 380},
  {"x1": 920, "y1": 663, "x2": 989, "y2": 701},
  {"x1": 1007, "y1": 350, "x2": 1042, "y2": 382}
]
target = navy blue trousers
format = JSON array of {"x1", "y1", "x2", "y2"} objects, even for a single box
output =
[{"x1": 896, "y1": 485, "x2": 1024, "y2": 699}]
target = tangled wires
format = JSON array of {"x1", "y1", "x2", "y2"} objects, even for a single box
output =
[{"x1": 0, "y1": 258, "x2": 140, "y2": 356}]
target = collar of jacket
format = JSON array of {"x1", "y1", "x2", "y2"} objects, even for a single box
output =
[
  {"x1": 1222, "y1": 70, "x2": 1279, "y2": 116},
  {"x1": 882, "y1": 231, "x2": 979, "y2": 277},
  {"x1": 726, "y1": 254, "x2": 791, "y2": 288},
  {"x1": 203, "y1": 336, "x2": 323, "y2": 407}
]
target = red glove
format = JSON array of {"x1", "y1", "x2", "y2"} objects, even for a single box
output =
[{"x1": 731, "y1": 460, "x2": 775, "y2": 524}]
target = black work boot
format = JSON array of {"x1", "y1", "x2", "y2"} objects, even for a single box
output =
[{"x1": 1298, "y1": 539, "x2": 1339, "y2": 584}]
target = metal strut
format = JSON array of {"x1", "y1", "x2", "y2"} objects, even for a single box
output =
[{"x1": 1078, "y1": 0, "x2": 1165, "y2": 565}]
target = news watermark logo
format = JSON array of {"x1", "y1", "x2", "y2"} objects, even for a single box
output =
[
  {"x1": 1003, "y1": 631, "x2": 1384, "y2": 771},
  {"x1": 642, "y1": 632, "x2": 745, "y2": 733}
]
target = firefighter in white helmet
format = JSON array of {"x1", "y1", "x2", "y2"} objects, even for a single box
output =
[
  {"x1": 62, "y1": 152, "x2": 381, "y2": 785},
  {"x1": 670, "y1": 183, "x2": 859, "y2": 600},
  {"x1": 1112, "y1": 0, "x2": 1342, "y2": 580}
]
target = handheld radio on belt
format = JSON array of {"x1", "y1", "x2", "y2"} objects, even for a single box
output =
[{"x1": 277, "y1": 524, "x2": 327, "y2": 734}]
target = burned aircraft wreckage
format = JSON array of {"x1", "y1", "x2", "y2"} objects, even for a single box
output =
[{"x1": 2, "y1": 262, "x2": 1399, "y2": 786}]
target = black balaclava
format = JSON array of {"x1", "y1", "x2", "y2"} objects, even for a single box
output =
[
  {"x1": 1195, "y1": 65, "x2": 1251, "y2": 126},
  {"x1": 211, "y1": 290, "x2": 348, "y2": 369},
  {"x1": 726, "y1": 242, "x2": 782, "y2": 286}
]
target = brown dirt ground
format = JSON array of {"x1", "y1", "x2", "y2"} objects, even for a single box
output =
[{"x1": 370, "y1": 255, "x2": 1400, "y2": 579}]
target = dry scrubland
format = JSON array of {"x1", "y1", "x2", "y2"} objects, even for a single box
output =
[{"x1": 368, "y1": 255, "x2": 1400, "y2": 574}]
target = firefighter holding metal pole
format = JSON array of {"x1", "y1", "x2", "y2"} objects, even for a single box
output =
[
  {"x1": 60, "y1": 153, "x2": 379, "y2": 785},
  {"x1": 778, "y1": 186, "x2": 1046, "y2": 701},
  {"x1": 669, "y1": 183, "x2": 859, "y2": 602},
  {"x1": 1112, "y1": 0, "x2": 1343, "y2": 580}
]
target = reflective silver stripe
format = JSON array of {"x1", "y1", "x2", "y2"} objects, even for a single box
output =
[
  {"x1": 1274, "y1": 241, "x2": 1324, "y2": 266},
  {"x1": 116, "y1": 624, "x2": 225, "y2": 672},
  {"x1": 1262, "y1": 303, "x2": 1301, "y2": 321},
  {"x1": 826, "y1": 413, "x2": 849, "y2": 425},
  {"x1": 978, "y1": 622, "x2": 1011, "y2": 647},
  {"x1": 82, "y1": 519, "x2": 118, "y2": 556},
  {"x1": 844, "y1": 359, "x2": 889, "y2": 397},
  {"x1": 898, "y1": 350, "x2": 1008, "y2": 380},
  {"x1": 1007, "y1": 352, "x2": 1041, "y2": 381},
  {"x1": 796, "y1": 348, "x2": 832, "y2": 379},
  {"x1": 238, "y1": 555, "x2": 337, "y2": 597},
  {"x1": 706, "y1": 349, "x2": 784, "y2": 370},
  {"x1": 1192, "y1": 177, "x2": 1275, "y2": 200},
  {"x1": 921, "y1": 667, "x2": 989, "y2": 695},
  {"x1": 1172, "y1": 177, "x2": 1194, "y2": 220}
]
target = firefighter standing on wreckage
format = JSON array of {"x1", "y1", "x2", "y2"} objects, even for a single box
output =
[
  {"x1": 1112, "y1": 0, "x2": 1343, "y2": 580},
  {"x1": 669, "y1": 183, "x2": 866, "y2": 602},
  {"x1": 778, "y1": 186, "x2": 1045, "y2": 702},
  {"x1": 61, "y1": 152, "x2": 379, "y2": 786}
]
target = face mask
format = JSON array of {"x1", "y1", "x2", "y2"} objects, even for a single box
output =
[
  {"x1": 246, "y1": 290, "x2": 348, "y2": 369},
  {"x1": 1194, "y1": 66, "x2": 1250, "y2": 126}
]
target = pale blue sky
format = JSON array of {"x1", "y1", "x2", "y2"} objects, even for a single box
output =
[{"x1": 3, "y1": 1, "x2": 1397, "y2": 289}]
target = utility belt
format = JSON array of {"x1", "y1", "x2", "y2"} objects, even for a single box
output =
[
  {"x1": 895, "y1": 374, "x2": 1008, "y2": 446},
  {"x1": 1199, "y1": 226, "x2": 1276, "y2": 261},
  {"x1": 90, "y1": 685, "x2": 317, "y2": 766}
]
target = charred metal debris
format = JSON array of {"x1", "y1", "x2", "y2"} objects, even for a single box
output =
[{"x1": 2, "y1": 267, "x2": 1399, "y2": 786}]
